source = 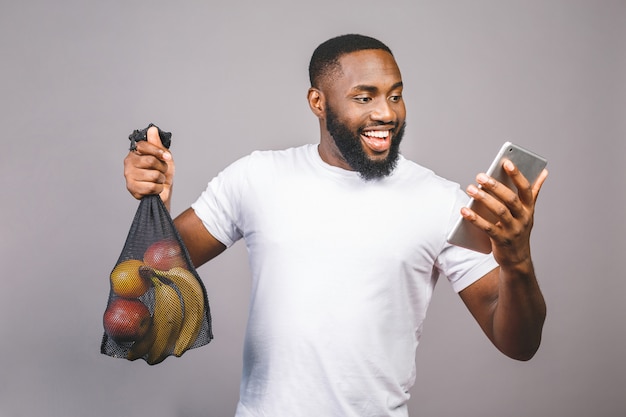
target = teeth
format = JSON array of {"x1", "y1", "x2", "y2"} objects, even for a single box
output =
[{"x1": 363, "y1": 130, "x2": 390, "y2": 138}]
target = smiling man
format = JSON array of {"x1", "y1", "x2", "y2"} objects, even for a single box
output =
[
  {"x1": 309, "y1": 44, "x2": 407, "y2": 180},
  {"x1": 124, "y1": 34, "x2": 547, "y2": 417}
]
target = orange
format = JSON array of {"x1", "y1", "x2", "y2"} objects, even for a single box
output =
[{"x1": 110, "y1": 259, "x2": 151, "y2": 298}]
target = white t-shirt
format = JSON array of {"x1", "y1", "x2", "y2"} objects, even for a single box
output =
[{"x1": 192, "y1": 144, "x2": 498, "y2": 417}]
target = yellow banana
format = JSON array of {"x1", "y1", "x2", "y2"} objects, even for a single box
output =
[
  {"x1": 160, "y1": 266, "x2": 205, "y2": 357},
  {"x1": 146, "y1": 276, "x2": 183, "y2": 365},
  {"x1": 127, "y1": 321, "x2": 156, "y2": 361}
]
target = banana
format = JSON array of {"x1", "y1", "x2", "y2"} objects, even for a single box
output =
[
  {"x1": 159, "y1": 266, "x2": 206, "y2": 357},
  {"x1": 146, "y1": 276, "x2": 184, "y2": 365},
  {"x1": 127, "y1": 321, "x2": 156, "y2": 361}
]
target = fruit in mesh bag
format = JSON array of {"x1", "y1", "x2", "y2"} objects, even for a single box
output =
[
  {"x1": 127, "y1": 321, "x2": 157, "y2": 361},
  {"x1": 143, "y1": 239, "x2": 186, "y2": 272},
  {"x1": 155, "y1": 266, "x2": 206, "y2": 357},
  {"x1": 145, "y1": 276, "x2": 184, "y2": 365},
  {"x1": 109, "y1": 239, "x2": 206, "y2": 363},
  {"x1": 103, "y1": 298, "x2": 152, "y2": 343},
  {"x1": 110, "y1": 259, "x2": 151, "y2": 298}
]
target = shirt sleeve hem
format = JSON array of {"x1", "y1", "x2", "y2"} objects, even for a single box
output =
[
  {"x1": 190, "y1": 203, "x2": 236, "y2": 248},
  {"x1": 451, "y1": 256, "x2": 499, "y2": 293}
]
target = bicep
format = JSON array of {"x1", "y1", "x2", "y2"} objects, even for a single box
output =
[
  {"x1": 174, "y1": 207, "x2": 227, "y2": 268},
  {"x1": 458, "y1": 266, "x2": 500, "y2": 340}
]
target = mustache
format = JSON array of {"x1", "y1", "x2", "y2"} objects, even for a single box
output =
[
  {"x1": 361, "y1": 121, "x2": 398, "y2": 130},
  {"x1": 360, "y1": 120, "x2": 405, "y2": 132}
]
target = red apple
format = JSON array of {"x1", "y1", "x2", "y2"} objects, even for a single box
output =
[
  {"x1": 103, "y1": 298, "x2": 152, "y2": 343},
  {"x1": 143, "y1": 239, "x2": 186, "y2": 272}
]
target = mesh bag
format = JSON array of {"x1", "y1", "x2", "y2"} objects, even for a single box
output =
[{"x1": 101, "y1": 124, "x2": 212, "y2": 365}]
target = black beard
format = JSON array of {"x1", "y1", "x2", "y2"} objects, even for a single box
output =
[{"x1": 325, "y1": 105, "x2": 405, "y2": 181}]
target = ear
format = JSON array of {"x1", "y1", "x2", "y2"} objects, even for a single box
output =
[{"x1": 307, "y1": 88, "x2": 325, "y2": 118}]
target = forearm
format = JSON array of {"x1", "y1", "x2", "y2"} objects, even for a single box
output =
[
  {"x1": 491, "y1": 260, "x2": 546, "y2": 360},
  {"x1": 459, "y1": 159, "x2": 549, "y2": 360}
]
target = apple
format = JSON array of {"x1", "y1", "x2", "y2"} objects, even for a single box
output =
[
  {"x1": 143, "y1": 239, "x2": 186, "y2": 272},
  {"x1": 103, "y1": 297, "x2": 152, "y2": 343},
  {"x1": 110, "y1": 259, "x2": 151, "y2": 298}
]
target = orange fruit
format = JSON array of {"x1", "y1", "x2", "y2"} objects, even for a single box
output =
[{"x1": 110, "y1": 259, "x2": 151, "y2": 298}]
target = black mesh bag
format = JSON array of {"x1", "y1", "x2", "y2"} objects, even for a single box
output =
[{"x1": 101, "y1": 124, "x2": 212, "y2": 365}]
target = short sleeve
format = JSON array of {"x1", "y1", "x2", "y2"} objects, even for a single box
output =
[
  {"x1": 190, "y1": 156, "x2": 250, "y2": 248},
  {"x1": 436, "y1": 187, "x2": 499, "y2": 292}
]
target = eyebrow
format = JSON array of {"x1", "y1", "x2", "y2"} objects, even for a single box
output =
[{"x1": 351, "y1": 81, "x2": 404, "y2": 94}]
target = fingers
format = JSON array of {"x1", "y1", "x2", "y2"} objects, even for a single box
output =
[
  {"x1": 460, "y1": 205, "x2": 498, "y2": 237},
  {"x1": 473, "y1": 172, "x2": 524, "y2": 221},
  {"x1": 484, "y1": 160, "x2": 548, "y2": 207},
  {"x1": 474, "y1": 159, "x2": 543, "y2": 219},
  {"x1": 501, "y1": 159, "x2": 533, "y2": 205},
  {"x1": 124, "y1": 152, "x2": 168, "y2": 198},
  {"x1": 127, "y1": 151, "x2": 169, "y2": 176},
  {"x1": 125, "y1": 177, "x2": 166, "y2": 200},
  {"x1": 465, "y1": 183, "x2": 516, "y2": 228},
  {"x1": 461, "y1": 159, "x2": 547, "y2": 264},
  {"x1": 124, "y1": 128, "x2": 174, "y2": 200},
  {"x1": 135, "y1": 126, "x2": 171, "y2": 161},
  {"x1": 462, "y1": 160, "x2": 548, "y2": 247},
  {"x1": 532, "y1": 169, "x2": 549, "y2": 201}
]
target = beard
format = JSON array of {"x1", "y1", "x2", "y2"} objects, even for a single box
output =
[{"x1": 325, "y1": 104, "x2": 405, "y2": 181}]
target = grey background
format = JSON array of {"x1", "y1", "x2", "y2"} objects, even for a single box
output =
[{"x1": 1, "y1": 1, "x2": 624, "y2": 416}]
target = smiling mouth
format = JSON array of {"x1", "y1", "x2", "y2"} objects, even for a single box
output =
[{"x1": 361, "y1": 130, "x2": 392, "y2": 153}]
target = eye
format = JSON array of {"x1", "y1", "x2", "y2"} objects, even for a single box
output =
[
  {"x1": 389, "y1": 94, "x2": 403, "y2": 103},
  {"x1": 354, "y1": 96, "x2": 372, "y2": 103}
]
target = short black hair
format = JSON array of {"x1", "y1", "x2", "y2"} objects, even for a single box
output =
[{"x1": 308, "y1": 34, "x2": 393, "y2": 88}]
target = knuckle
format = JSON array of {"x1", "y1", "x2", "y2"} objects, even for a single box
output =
[
  {"x1": 522, "y1": 217, "x2": 533, "y2": 229},
  {"x1": 127, "y1": 185, "x2": 143, "y2": 200},
  {"x1": 149, "y1": 170, "x2": 165, "y2": 184},
  {"x1": 506, "y1": 193, "x2": 520, "y2": 206},
  {"x1": 134, "y1": 141, "x2": 149, "y2": 153},
  {"x1": 495, "y1": 205, "x2": 508, "y2": 218}
]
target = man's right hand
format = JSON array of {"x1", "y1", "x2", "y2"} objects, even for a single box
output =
[{"x1": 123, "y1": 125, "x2": 175, "y2": 209}]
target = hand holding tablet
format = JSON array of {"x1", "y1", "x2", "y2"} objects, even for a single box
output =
[{"x1": 447, "y1": 142, "x2": 548, "y2": 254}]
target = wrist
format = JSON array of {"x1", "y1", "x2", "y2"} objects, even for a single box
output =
[{"x1": 498, "y1": 257, "x2": 535, "y2": 281}]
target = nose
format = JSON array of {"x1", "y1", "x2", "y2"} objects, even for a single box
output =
[{"x1": 371, "y1": 99, "x2": 395, "y2": 124}]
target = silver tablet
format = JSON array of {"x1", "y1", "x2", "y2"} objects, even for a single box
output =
[{"x1": 446, "y1": 141, "x2": 548, "y2": 254}]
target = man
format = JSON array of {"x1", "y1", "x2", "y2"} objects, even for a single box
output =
[{"x1": 124, "y1": 34, "x2": 547, "y2": 417}]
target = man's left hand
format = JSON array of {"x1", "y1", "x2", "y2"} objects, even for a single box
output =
[{"x1": 461, "y1": 160, "x2": 548, "y2": 269}]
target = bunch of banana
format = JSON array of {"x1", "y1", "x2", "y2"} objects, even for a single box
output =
[
  {"x1": 126, "y1": 266, "x2": 205, "y2": 364},
  {"x1": 157, "y1": 266, "x2": 206, "y2": 357},
  {"x1": 146, "y1": 276, "x2": 183, "y2": 364}
]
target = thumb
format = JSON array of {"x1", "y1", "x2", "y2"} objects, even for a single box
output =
[
  {"x1": 146, "y1": 125, "x2": 165, "y2": 148},
  {"x1": 145, "y1": 125, "x2": 172, "y2": 161}
]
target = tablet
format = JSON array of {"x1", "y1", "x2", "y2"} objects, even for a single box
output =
[{"x1": 446, "y1": 141, "x2": 547, "y2": 254}]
